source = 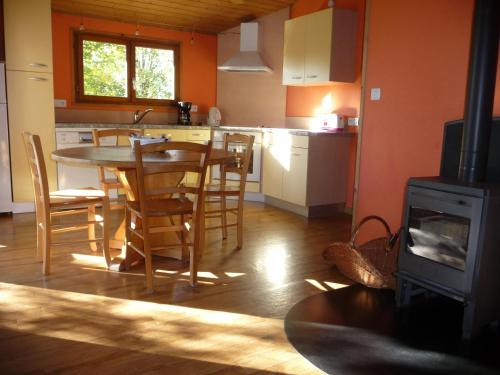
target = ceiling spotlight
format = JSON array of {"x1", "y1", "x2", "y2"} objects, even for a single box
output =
[
  {"x1": 79, "y1": 15, "x2": 85, "y2": 31},
  {"x1": 190, "y1": 27, "x2": 195, "y2": 45}
]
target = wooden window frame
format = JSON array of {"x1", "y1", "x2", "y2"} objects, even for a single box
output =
[{"x1": 74, "y1": 31, "x2": 180, "y2": 106}]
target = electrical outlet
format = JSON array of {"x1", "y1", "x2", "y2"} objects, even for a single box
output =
[
  {"x1": 347, "y1": 117, "x2": 359, "y2": 126},
  {"x1": 54, "y1": 99, "x2": 67, "y2": 108},
  {"x1": 370, "y1": 88, "x2": 381, "y2": 101},
  {"x1": 191, "y1": 104, "x2": 198, "y2": 112}
]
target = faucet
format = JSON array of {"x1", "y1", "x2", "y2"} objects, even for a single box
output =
[{"x1": 133, "y1": 108, "x2": 153, "y2": 124}]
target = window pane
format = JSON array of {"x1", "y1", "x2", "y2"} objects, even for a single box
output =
[
  {"x1": 83, "y1": 40, "x2": 127, "y2": 97},
  {"x1": 135, "y1": 47, "x2": 175, "y2": 100}
]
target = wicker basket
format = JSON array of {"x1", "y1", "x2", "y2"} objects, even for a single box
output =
[{"x1": 323, "y1": 216, "x2": 401, "y2": 289}]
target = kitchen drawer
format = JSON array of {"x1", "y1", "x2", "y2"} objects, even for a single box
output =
[
  {"x1": 291, "y1": 135, "x2": 309, "y2": 149},
  {"x1": 263, "y1": 129, "x2": 289, "y2": 146},
  {"x1": 187, "y1": 129, "x2": 211, "y2": 141}
]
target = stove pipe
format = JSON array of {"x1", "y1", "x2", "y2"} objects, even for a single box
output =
[{"x1": 458, "y1": 0, "x2": 500, "y2": 183}]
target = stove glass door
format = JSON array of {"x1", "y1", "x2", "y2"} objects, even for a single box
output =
[{"x1": 407, "y1": 207, "x2": 470, "y2": 271}]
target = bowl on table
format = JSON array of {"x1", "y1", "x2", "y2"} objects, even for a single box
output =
[{"x1": 129, "y1": 134, "x2": 170, "y2": 149}]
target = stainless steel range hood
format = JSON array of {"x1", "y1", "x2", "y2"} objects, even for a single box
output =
[{"x1": 218, "y1": 23, "x2": 273, "y2": 73}]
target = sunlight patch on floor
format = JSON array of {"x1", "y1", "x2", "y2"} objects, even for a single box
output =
[
  {"x1": 324, "y1": 281, "x2": 349, "y2": 290},
  {"x1": 0, "y1": 244, "x2": 6, "y2": 248},
  {"x1": 156, "y1": 269, "x2": 178, "y2": 275},
  {"x1": 224, "y1": 272, "x2": 245, "y2": 278},
  {"x1": 305, "y1": 279, "x2": 328, "y2": 291},
  {"x1": 0, "y1": 282, "x2": 320, "y2": 374},
  {"x1": 306, "y1": 279, "x2": 350, "y2": 291},
  {"x1": 181, "y1": 271, "x2": 218, "y2": 279},
  {"x1": 71, "y1": 253, "x2": 107, "y2": 267},
  {"x1": 257, "y1": 244, "x2": 288, "y2": 286}
]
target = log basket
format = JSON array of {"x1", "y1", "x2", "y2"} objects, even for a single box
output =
[{"x1": 323, "y1": 215, "x2": 402, "y2": 289}]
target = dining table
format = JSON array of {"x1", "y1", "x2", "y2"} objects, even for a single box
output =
[{"x1": 51, "y1": 145, "x2": 234, "y2": 272}]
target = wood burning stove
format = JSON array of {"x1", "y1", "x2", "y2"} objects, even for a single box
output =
[
  {"x1": 397, "y1": 177, "x2": 500, "y2": 339},
  {"x1": 396, "y1": 0, "x2": 500, "y2": 339}
]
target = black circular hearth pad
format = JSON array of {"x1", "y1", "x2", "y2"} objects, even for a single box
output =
[{"x1": 284, "y1": 285, "x2": 500, "y2": 375}]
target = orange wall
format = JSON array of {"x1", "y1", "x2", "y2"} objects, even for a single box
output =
[
  {"x1": 288, "y1": 0, "x2": 365, "y2": 209},
  {"x1": 51, "y1": 12, "x2": 217, "y2": 113},
  {"x1": 356, "y1": 0, "x2": 500, "y2": 235}
]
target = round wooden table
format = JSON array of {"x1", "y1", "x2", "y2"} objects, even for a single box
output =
[
  {"x1": 52, "y1": 146, "x2": 233, "y2": 271},
  {"x1": 52, "y1": 145, "x2": 232, "y2": 169}
]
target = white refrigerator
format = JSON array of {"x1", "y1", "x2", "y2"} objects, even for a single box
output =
[{"x1": 0, "y1": 63, "x2": 13, "y2": 213}]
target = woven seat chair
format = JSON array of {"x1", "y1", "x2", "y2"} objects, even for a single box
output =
[{"x1": 23, "y1": 132, "x2": 110, "y2": 274}]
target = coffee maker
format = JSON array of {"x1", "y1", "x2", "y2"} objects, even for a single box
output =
[{"x1": 177, "y1": 101, "x2": 192, "y2": 125}]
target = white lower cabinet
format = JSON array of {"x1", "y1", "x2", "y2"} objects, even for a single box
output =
[
  {"x1": 283, "y1": 146, "x2": 308, "y2": 206},
  {"x1": 262, "y1": 143, "x2": 284, "y2": 200},
  {"x1": 262, "y1": 132, "x2": 351, "y2": 216},
  {"x1": 263, "y1": 133, "x2": 309, "y2": 205}
]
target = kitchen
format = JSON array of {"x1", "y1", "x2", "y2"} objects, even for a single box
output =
[
  {"x1": 1, "y1": 0, "x2": 500, "y2": 373},
  {"x1": 2, "y1": 0, "x2": 362, "y2": 219}
]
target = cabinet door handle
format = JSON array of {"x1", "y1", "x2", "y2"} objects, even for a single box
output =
[
  {"x1": 306, "y1": 74, "x2": 318, "y2": 79},
  {"x1": 291, "y1": 152, "x2": 301, "y2": 157},
  {"x1": 28, "y1": 63, "x2": 48, "y2": 68},
  {"x1": 28, "y1": 77, "x2": 48, "y2": 82},
  {"x1": 292, "y1": 76, "x2": 302, "y2": 79},
  {"x1": 191, "y1": 133, "x2": 200, "y2": 136}
]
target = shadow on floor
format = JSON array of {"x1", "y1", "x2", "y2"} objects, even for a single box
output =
[{"x1": 284, "y1": 285, "x2": 500, "y2": 375}]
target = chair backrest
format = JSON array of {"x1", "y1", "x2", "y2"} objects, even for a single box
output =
[
  {"x1": 134, "y1": 140, "x2": 213, "y2": 217},
  {"x1": 22, "y1": 132, "x2": 50, "y2": 224},
  {"x1": 221, "y1": 133, "x2": 255, "y2": 191},
  {"x1": 92, "y1": 128, "x2": 143, "y2": 184}
]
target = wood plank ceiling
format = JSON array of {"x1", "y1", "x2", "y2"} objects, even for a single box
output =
[{"x1": 51, "y1": 0, "x2": 296, "y2": 34}]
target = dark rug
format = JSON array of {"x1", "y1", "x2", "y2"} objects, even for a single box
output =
[{"x1": 284, "y1": 285, "x2": 500, "y2": 375}]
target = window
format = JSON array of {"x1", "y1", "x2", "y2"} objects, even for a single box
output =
[{"x1": 75, "y1": 32, "x2": 179, "y2": 105}]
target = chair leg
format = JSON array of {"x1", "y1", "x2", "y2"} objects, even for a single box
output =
[
  {"x1": 42, "y1": 220, "x2": 51, "y2": 276},
  {"x1": 144, "y1": 248, "x2": 154, "y2": 293},
  {"x1": 88, "y1": 204, "x2": 97, "y2": 252},
  {"x1": 190, "y1": 214, "x2": 200, "y2": 287},
  {"x1": 221, "y1": 196, "x2": 228, "y2": 240},
  {"x1": 125, "y1": 207, "x2": 132, "y2": 253},
  {"x1": 181, "y1": 214, "x2": 189, "y2": 262},
  {"x1": 236, "y1": 197, "x2": 244, "y2": 249},
  {"x1": 35, "y1": 212, "x2": 43, "y2": 262},
  {"x1": 142, "y1": 218, "x2": 154, "y2": 293},
  {"x1": 101, "y1": 199, "x2": 111, "y2": 268}
]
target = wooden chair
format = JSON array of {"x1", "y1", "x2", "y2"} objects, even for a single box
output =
[
  {"x1": 92, "y1": 128, "x2": 143, "y2": 209},
  {"x1": 23, "y1": 132, "x2": 110, "y2": 275},
  {"x1": 126, "y1": 140, "x2": 212, "y2": 291},
  {"x1": 205, "y1": 134, "x2": 254, "y2": 249}
]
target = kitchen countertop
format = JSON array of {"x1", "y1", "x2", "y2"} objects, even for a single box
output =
[
  {"x1": 55, "y1": 123, "x2": 211, "y2": 130},
  {"x1": 215, "y1": 126, "x2": 354, "y2": 137},
  {"x1": 55, "y1": 123, "x2": 355, "y2": 137}
]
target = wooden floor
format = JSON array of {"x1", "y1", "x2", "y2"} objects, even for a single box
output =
[{"x1": 0, "y1": 202, "x2": 353, "y2": 374}]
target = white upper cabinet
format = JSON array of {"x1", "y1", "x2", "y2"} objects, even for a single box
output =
[
  {"x1": 282, "y1": 8, "x2": 357, "y2": 86},
  {"x1": 282, "y1": 15, "x2": 306, "y2": 85},
  {"x1": 4, "y1": 0, "x2": 53, "y2": 73}
]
